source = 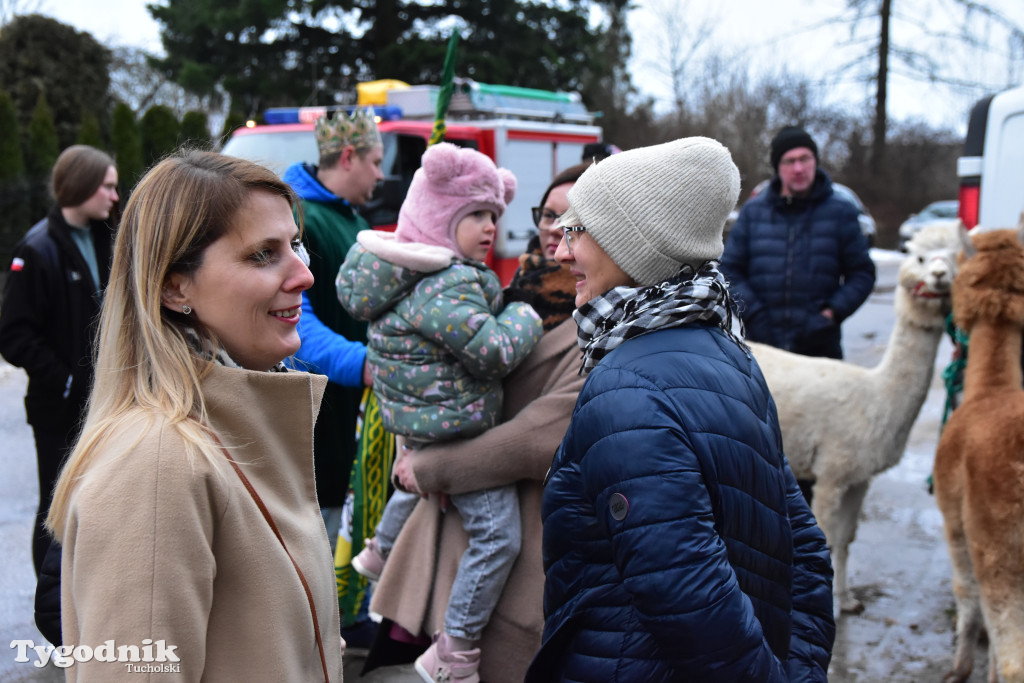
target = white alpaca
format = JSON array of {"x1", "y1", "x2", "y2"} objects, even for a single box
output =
[{"x1": 749, "y1": 222, "x2": 961, "y2": 614}]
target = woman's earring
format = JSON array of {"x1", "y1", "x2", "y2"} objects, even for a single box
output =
[{"x1": 182, "y1": 305, "x2": 192, "y2": 315}]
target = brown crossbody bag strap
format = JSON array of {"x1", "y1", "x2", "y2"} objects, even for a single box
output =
[{"x1": 208, "y1": 430, "x2": 331, "y2": 683}]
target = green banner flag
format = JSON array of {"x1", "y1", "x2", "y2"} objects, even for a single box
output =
[
  {"x1": 428, "y1": 32, "x2": 461, "y2": 147},
  {"x1": 335, "y1": 387, "x2": 395, "y2": 626}
]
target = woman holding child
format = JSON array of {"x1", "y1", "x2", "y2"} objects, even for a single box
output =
[
  {"x1": 364, "y1": 162, "x2": 590, "y2": 683},
  {"x1": 337, "y1": 142, "x2": 545, "y2": 680}
]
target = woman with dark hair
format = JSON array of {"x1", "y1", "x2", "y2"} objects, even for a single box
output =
[
  {"x1": 530, "y1": 162, "x2": 589, "y2": 261},
  {"x1": 365, "y1": 162, "x2": 591, "y2": 683},
  {"x1": 0, "y1": 144, "x2": 118, "y2": 577}
]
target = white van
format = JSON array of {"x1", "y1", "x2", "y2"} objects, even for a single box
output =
[{"x1": 956, "y1": 84, "x2": 1024, "y2": 229}]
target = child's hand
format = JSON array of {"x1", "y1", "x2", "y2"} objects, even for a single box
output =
[{"x1": 362, "y1": 358, "x2": 374, "y2": 386}]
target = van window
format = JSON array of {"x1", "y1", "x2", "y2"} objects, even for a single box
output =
[
  {"x1": 222, "y1": 126, "x2": 482, "y2": 229},
  {"x1": 221, "y1": 130, "x2": 319, "y2": 176}
]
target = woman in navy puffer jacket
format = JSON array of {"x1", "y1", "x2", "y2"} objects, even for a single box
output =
[{"x1": 525, "y1": 138, "x2": 835, "y2": 682}]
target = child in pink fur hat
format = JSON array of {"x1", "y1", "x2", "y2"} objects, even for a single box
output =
[{"x1": 337, "y1": 142, "x2": 543, "y2": 682}]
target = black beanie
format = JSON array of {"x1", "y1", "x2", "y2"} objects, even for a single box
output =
[{"x1": 770, "y1": 126, "x2": 818, "y2": 171}]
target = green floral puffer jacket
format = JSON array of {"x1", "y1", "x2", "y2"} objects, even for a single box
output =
[{"x1": 336, "y1": 230, "x2": 543, "y2": 442}]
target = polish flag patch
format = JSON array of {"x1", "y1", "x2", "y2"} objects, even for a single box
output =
[{"x1": 10, "y1": 257, "x2": 24, "y2": 272}]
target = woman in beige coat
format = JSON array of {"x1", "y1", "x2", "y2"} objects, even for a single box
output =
[
  {"x1": 370, "y1": 163, "x2": 590, "y2": 683},
  {"x1": 46, "y1": 150, "x2": 344, "y2": 681}
]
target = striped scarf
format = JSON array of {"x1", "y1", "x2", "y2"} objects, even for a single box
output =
[{"x1": 573, "y1": 261, "x2": 746, "y2": 373}]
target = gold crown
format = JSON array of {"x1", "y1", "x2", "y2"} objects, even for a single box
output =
[{"x1": 314, "y1": 108, "x2": 382, "y2": 156}]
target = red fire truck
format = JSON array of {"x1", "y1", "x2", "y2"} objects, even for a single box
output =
[{"x1": 221, "y1": 79, "x2": 603, "y2": 283}]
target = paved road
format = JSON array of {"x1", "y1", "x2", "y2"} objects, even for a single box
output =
[
  {"x1": 0, "y1": 250, "x2": 989, "y2": 681},
  {"x1": 0, "y1": 363, "x2": 62, "y2": 683}
]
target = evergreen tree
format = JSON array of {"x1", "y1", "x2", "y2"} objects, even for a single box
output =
[
  {"x1": 76, "y1": 111, "x2": 104, "y2": 148},
  {"x1": 219, "y1": 111, "x2": 248, "y2": 146},
  {"x1": 577, "y1": 0, "x2": 636, "y2": 150},
  {"x1": 0, "y1": 14, "x2": 112, "y2": 149},
  {"x1": 27, "y1": 92, "x2": 58, "y2": 180},
  {"x1": 111, "y1": 102, "x2": 143, "y2": 199},
  {"x1": 0, "y1": 89, "x2": 25, "y2": 181},
  {"x1": 0, "y1": 88, "x2": 28, "y2": 270},
  {"x1": 150, "y1": 1, "x2": 628, "y2": 116},
  {"x1": 179, "y1": 110, "x2": 212, "y2": 149},
  {"x1": 139, "y1": 104, "x2": 180, "y2": 167}
]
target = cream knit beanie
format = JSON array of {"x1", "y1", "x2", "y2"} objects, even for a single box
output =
[{"x1": 558, "y1": 137, "x2": 741, "y2": 286}]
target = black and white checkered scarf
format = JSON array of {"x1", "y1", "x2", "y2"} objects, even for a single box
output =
[{"x1": 573, "y1": 261, "x2": 746, "y2": 373}]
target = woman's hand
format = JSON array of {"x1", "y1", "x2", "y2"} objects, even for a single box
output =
[
  {"x1": 393, "y1": 453, "x2": 451, "y2": 510},
  {"x1": 393, "y1": 447, "x2": 422, "y2": 495}
]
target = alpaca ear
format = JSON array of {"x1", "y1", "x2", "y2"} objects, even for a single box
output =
[
  {"x1": 1017, "y1": 212, "x2": 1024, "y2": 245},
  {"x1": 497, "y1": 168, "x2": 517, "y2": 204},
  {"x1": 421, "y1": 142, "x2": 460, "y2": 184},
  {"x1": 959, "y1": 222, "x2": 977, "y2": 259}
]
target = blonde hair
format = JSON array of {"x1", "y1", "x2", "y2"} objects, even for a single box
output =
[{"x1": 46, "y1": 149, "x2": 299, "y2": 539}]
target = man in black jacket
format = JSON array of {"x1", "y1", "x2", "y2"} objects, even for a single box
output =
[{"x1": 0, "y1": 145, "x2": 118, "y2": 576}]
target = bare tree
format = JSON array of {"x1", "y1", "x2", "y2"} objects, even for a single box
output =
[
  {"x1": 828, "y1": 0, "x2": 1024, "y2": 170},
  {"x1": 638, "y1": 0, "x2": 718, "y2": 122},
  {"x1": 0, "y1": 0, "x2": 43, "y2": 27}
]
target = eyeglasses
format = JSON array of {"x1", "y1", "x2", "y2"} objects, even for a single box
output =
[
  {"x1": 531, "y1": 206, "x2": 562, "y2": 228},
  {"x1": 563, "y1": 226, "x2": 586, "y2": 255},
  {"x1": 778, "y1": 154, "x2": 815, "y2": 168}
]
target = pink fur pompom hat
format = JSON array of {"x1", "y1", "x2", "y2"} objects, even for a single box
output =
[{"x1": 395, "y1": 142, "x2": 516, "y2": 256}]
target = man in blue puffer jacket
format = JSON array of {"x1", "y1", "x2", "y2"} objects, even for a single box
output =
[
  {"x1": 526, "y1": 137, "x2": 834, "y2": 682},
  {"x1": 721, "y1": 126, "x2": 875, "y2": 359}
]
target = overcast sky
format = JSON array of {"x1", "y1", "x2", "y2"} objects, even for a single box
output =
[{"x1": 36, "y1": 0, "x2": 1024, "y2": 132}]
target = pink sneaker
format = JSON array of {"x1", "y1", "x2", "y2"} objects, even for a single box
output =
[
  {"x1": 351, "y1": 537, "x2": 386, "y2": 581},
  {"x1": 414, "y1": 633, "x2": 480, "y2": 683}
]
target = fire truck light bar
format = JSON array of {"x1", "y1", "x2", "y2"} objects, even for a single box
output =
[{"x1": 262, "y1": 105, "x2": 403, "y2": 125}]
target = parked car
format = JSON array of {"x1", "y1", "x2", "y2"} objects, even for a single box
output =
[
  {"x1": 831, "y1": 183, "x2": 878, "y2": 248},
  {"x1": 725, "y1": 179, "x2": 877, "y2": 247},
  {"x1": 898, "y1": 200, "x2": 959, "y2": 251}
]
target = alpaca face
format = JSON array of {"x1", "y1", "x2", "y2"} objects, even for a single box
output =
[
  {"x1": 897, "y1": 222, "x2": 960, "y2": 322},
  {"x1": 953, "y1": 227, "x2": 1024, "y2": 332}
]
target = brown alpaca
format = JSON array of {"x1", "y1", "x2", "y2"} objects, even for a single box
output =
[{"x1": 934, "y1": 220, "x2": 1024, "y2": 683}]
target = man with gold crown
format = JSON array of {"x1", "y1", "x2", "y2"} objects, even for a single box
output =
[{"x1": 282, "y1": 108, "x2": 383, "y2": 575}]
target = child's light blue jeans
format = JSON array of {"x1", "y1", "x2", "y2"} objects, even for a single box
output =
[{"x1": 375, "y1": 483, "x2": 521, "y2": 641}]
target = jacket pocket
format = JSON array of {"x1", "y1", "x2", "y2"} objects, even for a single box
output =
[{"x1": 525, "y1": 613, "x2": 581, "y2": 682}]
